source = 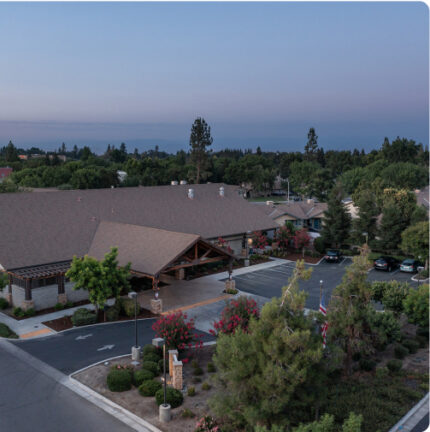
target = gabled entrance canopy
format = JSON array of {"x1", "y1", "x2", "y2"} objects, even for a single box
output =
[{"x1": 87, "y1": 221, "x2": 234, "y2": 288}]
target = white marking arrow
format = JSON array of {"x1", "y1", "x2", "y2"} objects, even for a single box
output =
[
  {"x1": 75, "y1": 334, "x2": 93, "y2": 341},
  {"x1": 97, "y1": 345, "x2": 115, "y2": 351}
]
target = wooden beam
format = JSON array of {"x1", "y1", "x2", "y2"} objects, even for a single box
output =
[
  {"x1": 165, "y1": 256, "x2": 226, "y2": 271},
  {"x1": 194, "y1": 243, "x2": 198, "y2": 259}
]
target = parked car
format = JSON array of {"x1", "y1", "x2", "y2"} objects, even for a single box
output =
[
  {"x1": 374, "y1": 256, "x2": 399, "y2": 272},
  {"x1": 324, "y1": 250, "x2": 342, "y2": 263},
  {"x1": 400, "y1": 259, "x2": 421, "y2": 273}
]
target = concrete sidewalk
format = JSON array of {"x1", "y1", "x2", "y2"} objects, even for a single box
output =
[{"x1": 0, "y1": 299, "x2": 115, "y2": 339}]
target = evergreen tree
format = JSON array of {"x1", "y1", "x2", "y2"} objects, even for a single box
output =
[
  {"x1": 189, "y1": 117, "x2": 213, "y2": 184},
  {"x1": 321, "y1": 187, "x2": 351, "y2": 248},
  {"x1": 210, "y1": 261, "x2": 327, "y2": 430},
  {"x1": 304, "y1": 127, "x2": 318, "y2": 161},
  {"x1": 351, "y1": 190, "x2": 378, "y2": 245},
  {"x1": 401, "y1": 221, "x2": 429, "y2": 269},
  {"x1": 5, "y1": 141, "x2": 19, "y2": 162},
  {"x1": 378, "y1": 202, "x2": 407, "y2": 252},
  {"x1": 327, "y1": 248, "x2": 375, "y2": 375}
]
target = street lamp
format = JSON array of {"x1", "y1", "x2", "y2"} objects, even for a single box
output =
[
  {"x1": 319, "y1": 280, "x2": 323, "y2": 305},
  {"x1": 128, "y1": 291, "x2": 140, "y2": 362},
  {"x1": 153, "y1": 337, "x2": 171, "y2": 422}
]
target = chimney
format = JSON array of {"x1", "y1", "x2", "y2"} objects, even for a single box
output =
[
  {"x1": 188, "y1": 188, "x2": 194, "y2": 199},
  {"x1": 180, "y1": 180, "x2": 187, "y2": 185},
  {"x1": 307, "y1": 198, "x2": 314, "y2": 205},
  {"x1": 171, "y1": 180, "x2": 178, "y2": 186},
  {"x1": 219, "y1": 186, "x2": 225, "y2": 197}
]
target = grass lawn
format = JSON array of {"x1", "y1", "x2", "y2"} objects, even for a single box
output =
[{"x1": 323, "y1": 371, "x2": 427, "y2": 432}]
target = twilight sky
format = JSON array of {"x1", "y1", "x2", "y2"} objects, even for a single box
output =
[{"x1": 0, "y1": 2, "x2": 428, "y2": 153}]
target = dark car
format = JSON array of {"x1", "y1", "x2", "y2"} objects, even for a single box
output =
[
  {"x1": 324, "y1": 250, "x2": 342, "y2": 263},
  {"x1": 400, "y1": 259, "x2": 421, "y2": 273},
  {"x1": 374, "y1": 256, "x2": 398, "y2": 272}
]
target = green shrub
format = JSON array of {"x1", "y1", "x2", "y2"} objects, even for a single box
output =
[
  {"x1": 375, "y1": 367, "x2": 389, "y2": 379},
  {"x1": 138, "y1": 380, "x2": 162, "y2": 397},
  {"x1": 193, "y1": 366, "x2": 204, "y2": 376},
  {"x1": 141, "y1": 361, "x2": 159, "y2": 376},
  {"x1": 192, "y1": 377, "x2": 202, "y2": 384},
  {"x1": 403, "y1": 284, "x2": 429, "y2": 328},
  {"x1": 121, "y1": 297, "x2": 140, "y2": 317},
  {"x1": 202, "y1": 382, "x2": 211, "y2": 391},
  {"x1": 158, "y1": 358, "x2": 169, "y2": 374},
  {"x1": 13, "y1": 307, "x2": 25, "y2": 318},
  {"x1": 54, "y1": 302, "x2": 64, "y2": 311},
  {"x1": 143, "y1": 344, "x2": 160, "y2": 356},
  {"x1": 402, "y1": 339, "x2": 419, "y2": 354},
  {"x1": 0, "y1": 323, "x2": 18, "y2": 339},
  {"x1": 65, "y1": 301, "x2": 74, "y2": 308},
  {"x1": 369, "y1": 310, "x2": 401, "y2": 343},
  {"x1": 0, "y1": 298, "x2": 9, "y2": 309},
  {"x1": 370, "y1": 281, "x2": 388, "y2": 302},
  {"x1": 359, "y1": 358, "x2": 376, "y2": 372},
  {"x1": 181, "y1": 408, "x2": 195, "y2": 418},
  {"x1": 191, "y1": 359, "x2": 199, "y2": 369},
  {"x1": 415, "y1": 335, "x2": 428, "y2": 348},
  {"x1": 71, "y1": 308, "x2": 97, "y2": 326},
  {"x1": 381, "y1": 281, "x2": 410, "y2": 314},
  {"x1": 107, "y1": 369, "x2": 132, "y2": 392},
  {"x1": 106, "y1": 306, "x2": 119, "y2": 322},
  {"x1": 394, "y1": 344, "x2": 409, "y2": 359},
  {"x1": 207, "y1": 362, "x2": 216, "y2": 373},
  {"x1": 155, "y1": 387, "x2": 183, "y2": 408},
  {"x1": 187, "y1": 386, "x2": 196, "y2": 396},
  {"x1": 133, "y1": 369, "x2": 154, "y2": 386},
  {"x1": 143, "y1": 352, "x2": 160, "y2": 363},
  {"x1": 386, "y1": 359, "x2": 403, "y2": 373},
  {"x1": 24, "y1": 308, "x2": 35, "y2": 317},
  {"x1": 314, "y1": 237, "x2": 326, "y2": 255}
]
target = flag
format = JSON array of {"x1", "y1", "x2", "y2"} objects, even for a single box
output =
[{"x1": 319, "y1": 293, "x2": 328, "y2": 349}]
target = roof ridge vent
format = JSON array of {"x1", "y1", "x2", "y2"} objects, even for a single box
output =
[{"x1": 188, "y1": 188, "x2": 194, "y2": 199}]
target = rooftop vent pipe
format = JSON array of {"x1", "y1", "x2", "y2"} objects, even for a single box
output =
[{"x1": 188, "y1": 188, "x2": 194, "y2": 199}]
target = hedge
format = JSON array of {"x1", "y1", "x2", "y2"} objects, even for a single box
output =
[
  {"x1": 158, "y1": 358, "x2": 169, "y2": 374},
  {"x1": 139, "y1": 380, "x2": 162, "y2": 397},
  {"x1": 386, "y1": 359, "x2": 403, "y2": 373},
  {"x1": 155, "y1": 387, "x2": 183, "y2": 408},
  {"x1": 71, "y1": 308, "x2": 97, "y2": 326},
  {"x1": 0, "y1": 298, "x2": 9, "y2": 309},
  {"x1": 143, "y1": 352, "x2": 161, "y2": 363},
  {"x1": 402, "y1": 339, "x2": 419, "y2": 354},
  {"x1": 121, "y1": 297, "x2": 141, "y2": 318},
  {"x1": 142, "y1": 361, "x2": 159, "y2": 376},
  {"x1": 394, "y1": 344, "x2": 409, "y2": 359},
  {"x1": 133, "y1": 369, "x2": 155, "y2": 387},
  {"x1": 143, "y1": 344, "x2": 160, "y2": 356},
  {"x1": 107, "y1": 369, "x2": 132, "y2": 392}
]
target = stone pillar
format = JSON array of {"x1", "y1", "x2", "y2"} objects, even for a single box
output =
[
  {"x1": 5, "y1": 275, "x2": 13, "y2": 304},
  {"x1": 168, "y1": 349, "x2": 178, "y2": 377},
  {"x1": 175, "y1": 268, "x2": 185, "y2": 280},
  {"x1": 22, "y1": 279, "x2": 34, "y2": 311},
  {"x1": 225, "y1": 280, "x2": 236, "y2": 291},
  {"x1": 150, "y1": 299, "x2": 162, "y2": 314},
  {"x1": 57, "y1": 275, "x2": 67, "y2": 304},
  {"x1": 172, "y1": 358, "x2": 183, "y2": 390}
]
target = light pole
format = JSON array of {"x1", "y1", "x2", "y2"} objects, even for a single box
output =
[
  {"x1": 153, "y1": 337, "x2": 171, "y2": 422},
  {"x1": 319, "y1": 280, "x2": 323, "y2": 305},
  {"x1": 286, "y1": 178, "x2": 290, "y2": 203},
  {"x1": 128, "y1": 291, "x2": 140, "y2": 362},
  {"x1": 245, "y1": 231, "x2": 252, "y2": 266}
]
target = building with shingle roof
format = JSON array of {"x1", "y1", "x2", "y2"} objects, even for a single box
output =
[{"x1": 0, "y1": 183, "x2": 277, "y2": 310}]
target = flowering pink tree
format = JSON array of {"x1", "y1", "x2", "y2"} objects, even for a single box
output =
[
  {"x1": 194, "y1": 416, "x2": 220, "y2": 432},
  {"x1": 253, "y1": 231, "x2": 267, "y2": 250},
  {"x1": 275, "y1": 225, "x2": 295, "y2": 250},
  {"x1": 217, "y1": 237, "x2": 233, "y2": 253},
  {"x1": 152, "y1": 311, "x2": 200, "y2": 351},
  {"x1": 210, "y1": 296, "x2": 259, "y2": 336},
  {"x1": 293, "y1": 228, "x2": 311, "y2": 257}
]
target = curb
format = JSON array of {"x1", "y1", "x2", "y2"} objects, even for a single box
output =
[
  {"x1": 68, "y1": 376, "x2": 162, "y2": 432},
  {"x1": 388, "y1": 393, "x2": 429, "y2": 432}
]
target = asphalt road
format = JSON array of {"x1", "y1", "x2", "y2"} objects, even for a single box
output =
[
  {"x1": 411, "y1": 413, "x2": 429, "y2": 432},
  {"x1": 232, "y1": 259, "x2": 418, "y2": 310},
  {"x1": 0, "y1": 344, "x2": 133, "y2": 432},
  {"x1": 12, "y1": 318, "x2": 213, "y2": 375}
]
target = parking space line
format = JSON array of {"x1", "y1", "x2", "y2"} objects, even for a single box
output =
[{"x1": 391, "y1": 269, "x2": 400, "y2": 276}]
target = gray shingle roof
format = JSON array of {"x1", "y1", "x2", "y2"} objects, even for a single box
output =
[{"x1": 0, "y1": 183, "x2": 277, "y2": 270}]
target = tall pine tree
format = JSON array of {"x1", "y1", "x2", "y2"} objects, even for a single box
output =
[
  {"x1": 189, "y1": 117, "x2": 213, "y2": 184},
  {"x1": 321, "y1": 187, "x2": 351, "y2": 249},
  {"x1": 304, "y1": 127, "x2": 318, "y2": 162},
  {"x1": 378, "y1": 201, "x2": 408, "y2": 252},
  {"x1": 352, "y1": 190, "x2": 378, "y2": 245}
]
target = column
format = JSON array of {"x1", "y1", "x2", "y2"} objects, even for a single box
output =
[
  {"x1": 150, "y1": 276, "x2": 162, "y2": 314},
  {"x1": 22, "y1": 278, "x2": 34, "y2": 311},
  {"x1": 57, "y1": 274, "x2": 67, "y2": 304}
]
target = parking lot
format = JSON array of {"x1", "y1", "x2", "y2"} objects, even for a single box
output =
[{"x1": 231, "y1": 258, "x2": 420, "y2": 310}]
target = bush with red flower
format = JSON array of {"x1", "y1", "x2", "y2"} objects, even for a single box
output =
[
  {"x1": 194, "y1": 415, "x2": 220, "y2": 432},
  {"x1": 152, "y1": 311, "x2": 197, "y2": 351},
  {"x1": 217, "y1": 237, "x2": 233, "y2": 254},
  {"x1": 275, "y1": 224, "x2": 295, "y2": 250},
  {"x1": 293, "y1": 228, "x2": 311, "y2": 257},
  {"x1": 253, "y1": 231, "x2": 267, "y2": 250},
  {"x1": 210, "y1": 296, "x2": 259, "y2": 336}
]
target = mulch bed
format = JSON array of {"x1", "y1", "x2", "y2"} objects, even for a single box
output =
[
  {"x1": 4, "y1": 299, "x2": 91, "y2": 321},
  {"x1": 42, "y1": 308, "x2": 158, "y2": 332}
]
